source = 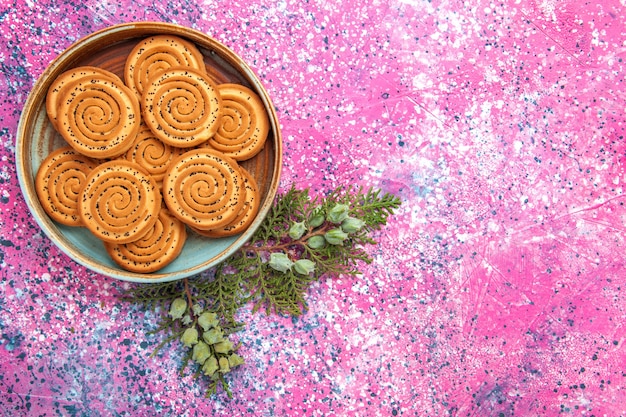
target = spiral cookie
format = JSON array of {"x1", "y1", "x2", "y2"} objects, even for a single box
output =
[
  {"x1": 192, "y1": 166, "x2": 260, "y2": 237},
  {"x1": 163, "y1": 148, "x2": 245, "y2": 230},
  {"x1": 46, "y1": 66, "x2": 122, "y2": 131},
  {"x1": 35, "y1": 146, "x2": 99, "y2": 226},
  {"x1": 124, "y1": 124, "x2": 186, "y2": 189},
  {"x1": 124, "y1": 35, "x2": 206, "y2": 100},
  {"x1": 79, "y1": 160, "x2": 161, "y2": 244},
  {"x1": 142, "y1": 67, "x2": 222, "y2": 148},
  {"x1": 56, "y1": 72, "x2": 141, "y2": 159},
  {"x1": 104, "y1": 207, "x2": 187, "y2": 273},
  {"x1": 204, "y1": 83, "x2": 269, "y2": 161}
]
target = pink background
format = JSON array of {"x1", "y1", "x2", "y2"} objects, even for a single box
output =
[{"x1": 1, "y1": 0, "x2": 626, "y2": 415}]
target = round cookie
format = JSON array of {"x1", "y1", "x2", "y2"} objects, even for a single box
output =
[
  {"x1": 124, "y1": 35, "x2": 206, "y2": 100},
  {"x1": 141, "y1": 67, "x2": 222, "y2": 148},
  {"x1": 56, "y1": 72, "x2": 141, "y2": 159},
  {"x1": 46, "y1": 66, "x2": 122, "y2": 131},
  {"x1": 192, "y1": 166, "x2": 260, "y2": 237},
  {"x1": 123, "y1": 123, "x2": 186, "y2": 189},
  {"x1": 35, "y1": 146, "x2": 99, "y2": 226},
  {"x1": 162, "y1": 148, "x2": 245, "y2": 230},
  {"x1": 79, "y1": 160, "x2": 161, "y2": 244},
  {"x1": 203, "y1": 83, "x2": 269, "y2": 161},
  {"x1": 104, "y1": 207, "x2": 187, "y2": 273}
]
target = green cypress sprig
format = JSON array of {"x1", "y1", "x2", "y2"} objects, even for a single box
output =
[
  {"x1": 123, "y1": 184, "x2": 401, "y2": 397},
  {"x1": 122, "y1": 280, "x2": 183, "y2": 310}
]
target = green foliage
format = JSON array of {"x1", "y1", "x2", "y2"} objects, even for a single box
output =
[
  {"x1": 122, "y1": 280, "x2": 183, "y2": 310},
  {"x1": 123, "y1": 184, "x2": 401, "y2": 397},
  {"x1": 193, "y1": 264, "x2": 247, "y2": 330}
]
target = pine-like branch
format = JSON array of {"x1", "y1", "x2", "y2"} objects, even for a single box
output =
[{"x1": 122, "y1": 183, "x2": 401, "y2": 397}]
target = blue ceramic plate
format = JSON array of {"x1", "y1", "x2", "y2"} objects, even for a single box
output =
[{"x1": 16, "y1": 22, "x2": 282, "y2": 283}]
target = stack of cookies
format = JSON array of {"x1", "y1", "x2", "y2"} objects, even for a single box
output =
[{"x1": 35, "y1": 35, "x2": 270, "y2": 274}]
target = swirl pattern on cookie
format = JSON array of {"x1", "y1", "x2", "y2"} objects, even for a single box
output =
[
  {"x1": 35, "y1": 146, "x2": 99, "y2": 226},
  {"x1": 124, "y1": 124, "x2": 186, "y2": 189},
  {"x1": 193, "y1": 166, "x2": 259, "y2": 237},
  {"x1": 205, "y1": 83, "x2": 269, "y2": 161},
  {"x1": 57, "y1": 73, "x2": 141, "y2": 159},
  {"x1": 163, "y1": 149, "x2": 245, "y2": 230},
  {"x1": 104, "y1": 207, "x2": 187, "y2": 273},
  {"x1": 79, "y1": 160, "x2": 161, "y2": 244},
  {"x1": 142, "y1": 67, "x2": 222, "y2": 148},
  {"x1": 124, "y1": 35, "x2": 206, "y2": 100},
  {"x1": 46, "y1": 66, "x2": 122, "y2": 131}
]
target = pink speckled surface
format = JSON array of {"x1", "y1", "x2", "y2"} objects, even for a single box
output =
[{"x1": 1, "y1": 0, "x2": 626, "y2": 415}]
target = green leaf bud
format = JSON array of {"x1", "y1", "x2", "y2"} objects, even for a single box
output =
[
  {"x1": 181, "y1": 314, "x2": 193, "y2": 326},
  {"x1": 181, "y1": 327, "x2": 199, "y2": 348},
  {"x1": 288, "y1": 221, "x2": 307, "y2": 240},
  {"x1": 192, "y1": 341, "x2": 211, "y2": 364},
  {"x1": 307, "y1": 235, "x2": 326, "y2": 249},
  {"x1": 308, "y1": 208, "x2": 325, "y2": 228},
  {"x1": 203, "y1": 327, "x2": 224, "y2": 345},
  {"x1": 202, "y1": 355, "x2": 219, "y2": 377},
  {"x1": 327, "y1": 203, "x2": 350, "y2": 224},
  {"x1": 268, "y1": 252, "x2": 294, "y2": 272},
  {"x1": 294, "y1": 259, "x2": 316, "y2": 275},
  {"x1": 168, "y1": 298, "x2": 187, "y2": 320},
  {"x1": 324, "y1": 228, "x2": 349, "y2": 245},
  {"x1": 197, "y1": 311, "x2": 219, "y2": 331},
  {"x1": 191, "y1": 304, "x2": 203, "y2": 316},
  {"x1": 214, "y1": 339, "x2": 234, "y2": 354},
  {"x1": 228, "y1": 353, "x2": 245, "y2": 368},
  {"x1": 218, "y1": 356, "x2": 231, "y2": 373},
  {"x1": 341, "y1": 216, "x2": 365, "y2": 234}
]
